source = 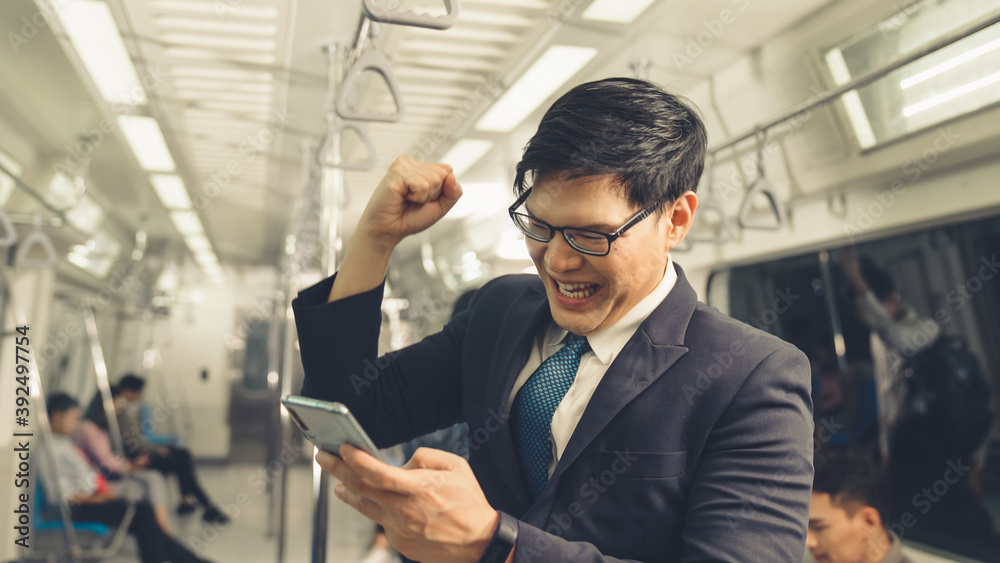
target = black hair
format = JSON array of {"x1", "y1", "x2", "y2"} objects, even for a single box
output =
[
  {"x1": 813, "y1": 448, "x2": 887, "y2": 521},
  {"x1": 119, "y1": 374, "x2": 146, "y2": 392},
  {"x1": 514, "y1": 77, "x2": 707, "y2": 211},
  {"x1": 859, "y1": 257, "x2": 895, "y2": 301},
  {"x1": 47, "y1": 393, "x2": 79, "y2": 417},
  {"x1": 82, "y1": 385, "x2": 122, "y2": 430}
]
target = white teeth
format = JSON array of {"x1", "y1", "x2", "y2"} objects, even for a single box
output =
[{"x1": 556, "y1": 281, "x2": 597, "y2": 299}]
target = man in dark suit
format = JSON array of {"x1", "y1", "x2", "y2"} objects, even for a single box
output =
[{"x1": 293, "y1": 78, "x2": 813, "y2": 562}]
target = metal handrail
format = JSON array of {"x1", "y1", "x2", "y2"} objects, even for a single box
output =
[{"x1": 707, "y1": 8, "x2": 1000, "y2": 156}]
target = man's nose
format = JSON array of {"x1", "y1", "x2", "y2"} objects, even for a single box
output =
[
  {"x1": 544, "y1": 231, "x2": 584, "y2": 272},
  {"x1": 805, "y1": 530, "x2": 818, "y2": 549}
]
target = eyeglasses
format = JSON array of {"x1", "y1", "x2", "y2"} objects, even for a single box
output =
[{"x1": 508, "y1": 188, "x2": 660, "y2": 257}]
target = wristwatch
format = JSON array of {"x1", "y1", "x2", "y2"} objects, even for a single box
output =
[{"x1": 479, "y1": 510, "x2": 517, "y2": 563}]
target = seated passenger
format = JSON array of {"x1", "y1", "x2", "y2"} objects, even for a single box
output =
[
  {"x1": 808, "y1": 448, "x2": 911, "y2": 563},
  {"x1": 42, "y1": 393, "x2": 211, "y2": 563},
  {"x1": 68, "y1": 387, "x2": 172, "y2": 532},
  {"x1": 77, "y1": 383, "x2": 229, "y2": 524}
]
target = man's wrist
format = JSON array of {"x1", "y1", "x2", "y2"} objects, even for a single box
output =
[{"x1": 478, "y1": 510, "x2": 517, "y2": 563}]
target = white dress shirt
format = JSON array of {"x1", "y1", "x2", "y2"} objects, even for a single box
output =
[{"x1": 506, "y1": 258, "x2": 678, "y2": 476}]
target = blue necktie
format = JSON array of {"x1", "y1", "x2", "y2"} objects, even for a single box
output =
[{"x1": 510, "y1": 333, "x2": 590, "y2": 500}]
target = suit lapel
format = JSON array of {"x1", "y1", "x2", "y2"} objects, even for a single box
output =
[
  {"x1": 485, "y1": 280, "x2": 551, "y2": 510},
  {"x1": 524, "y1": 266, "x2": 699, "y2": 526}
]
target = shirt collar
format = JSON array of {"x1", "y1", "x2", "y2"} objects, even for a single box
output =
[{"x1": 547, "y1": 257, "x2": 677, "y2": 365}]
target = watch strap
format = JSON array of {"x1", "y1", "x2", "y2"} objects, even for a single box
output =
[{"x1": 479, "y1": 510, "x2": 517, "y2": 563}]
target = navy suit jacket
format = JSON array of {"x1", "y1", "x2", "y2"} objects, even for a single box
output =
[{"x1": 292, "y1": 266, "x2": 814, "y2": 562}]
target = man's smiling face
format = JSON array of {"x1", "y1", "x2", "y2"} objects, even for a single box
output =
[{"x1": 524, "y1": 172, "x2": 675, "y2": 336}]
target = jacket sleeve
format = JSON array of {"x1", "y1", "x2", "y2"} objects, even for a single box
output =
[
  {"x1": 677, "y1": 346, "x2": 813, "y2": 562},
  {"x1": 511, "y1": 346, "x2": 814, "y2": 563},
  {"x1": 291, "y1": 273, "x2": 467, "y2": 447}
]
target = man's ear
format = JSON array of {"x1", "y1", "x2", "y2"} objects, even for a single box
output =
[
  {"x1": 857, "y1": 506, "x2": 883, "y2": 532},
  {"x1": 664, "y1": 191, "x2": 698, "y2": 250}
]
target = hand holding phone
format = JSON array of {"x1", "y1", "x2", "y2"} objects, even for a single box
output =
[{"x1": 280, "y1": 395, "x2": 384, "y2": 462}]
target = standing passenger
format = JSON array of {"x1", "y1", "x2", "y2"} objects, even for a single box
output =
[{"x1": 294, "y1": 78, "x2": 814, "y2": 562}]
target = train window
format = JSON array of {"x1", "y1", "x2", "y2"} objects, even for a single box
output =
[
  {"x1": 708, "y1": 216, "x2": 1000, "y2": 559},
  {"x1": 824, "y1": 0, "x2": 1000, "y2": 149},
  {"x1": 0, "y1": 148, "x2": 22, "y2": 206}
]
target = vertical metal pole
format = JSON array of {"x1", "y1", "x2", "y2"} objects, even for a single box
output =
[
  {"x1": 82, "y1": 308, "x2": 128, "y2": 458},
  {"x1": 310, "y1": 42, "x2": 346, "y2": 563},
  {"x1": 275, "y1": 140, "x2": 317, "y2": 563},
  {"x1": 7, "y1": 272, "x2": 82, "y2": 562},
  {"x1": 818, "y1": 250, "x2": 849, "y2": 375}
]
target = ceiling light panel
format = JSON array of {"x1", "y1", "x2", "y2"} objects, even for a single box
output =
[
  {"x1": 150, "y1": 174, "x2": 193, "y2": 209},
  {"x1": 582, "y1": 0, "x2": 659, "y2": 23},
  {"x1": 52, "y1": 0, "x2": 147, "y2": 105},
  {"x1": 476, "y1": 45, "x2": 597, "y2": 132},
  {"x1": 117, "y1": 116, "x2": 177, "y2": 171}
]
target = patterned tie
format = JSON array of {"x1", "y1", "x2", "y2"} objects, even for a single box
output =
[{"x1": 510, "y1": 333, "x2": 590, "y2": 500}]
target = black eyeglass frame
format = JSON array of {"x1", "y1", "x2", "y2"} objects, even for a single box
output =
[{"x1": 507, "y1": 188, "x2": 662, "y2": 257}]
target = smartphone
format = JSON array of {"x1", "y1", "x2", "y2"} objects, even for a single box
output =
[{"x1": 280, "y1": 394, "x2": 384, "y2": 462}]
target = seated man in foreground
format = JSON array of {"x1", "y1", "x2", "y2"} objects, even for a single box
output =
[{"x1": 293, "y1": 77, "x2": 814, "y2": 562}]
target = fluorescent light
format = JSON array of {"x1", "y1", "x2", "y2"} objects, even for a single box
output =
[
  {"x1": 476, "y1": 46, "x2": 597, "y2": 132},
  {"x1": 901, "y1": 37, "x2": 1000, "y2": 89},
  {"x1": 118, "y1": 116, "x2": 177, "y2": 172},
  {"x1": 445, "y1": 182, "x2": 507, "y2": 220},
  {"x1": 150, "y1": 174, "x2": 192, "y2": 209},
  {"x1": 170, "y1": 210, "x2": 204, "y2": 236},
  {"x1": 65, "y1": 195, "x2": 104, "y2": 233},
  {"x1": 440, "y1": 140, "x2": 493, "y2": 178},
  {"x1": 903, "y1": 70, "x2": 1000, "y2": 116},
  {"x1": 583, "y1": 0, "x2": 658, "y2": 23},
  {"x1": 825, "y1": 48, "x2": 877, "y2": 149},
  {"x1": 53, "y1": 0, "x2": 147, "y2": 105}
]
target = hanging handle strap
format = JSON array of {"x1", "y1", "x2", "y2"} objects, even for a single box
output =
[
  {"x1": 318, "y1": 121, "x2": 377, "y2": 171},
  {"x1": 363, "y1": 0, "x2": 461, "y2": 30},
  {"x1": 335, "y1": 50, "x2": 406, "y2": 122},
  {"x1": 738, "y1": 130, "x2": 786, "y2": 231},
  {"x1": 15, "y1": 216, "x2": 57, "y2": 267}
]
